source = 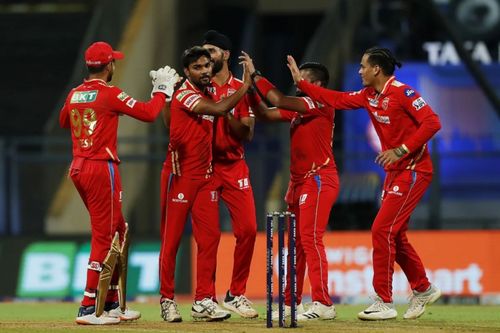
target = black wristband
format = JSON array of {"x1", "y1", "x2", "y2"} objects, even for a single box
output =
[{"x1": 250, "y1": 70, "x2": 262, "y2": 80}]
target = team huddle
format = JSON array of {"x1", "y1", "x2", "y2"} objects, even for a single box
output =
[{"x1": 59, "y1": 30, "x2": 442, "y2": 325}]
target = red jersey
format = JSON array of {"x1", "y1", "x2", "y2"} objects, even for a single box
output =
[
  {"x1": 279, "y1": 96, "x2": 337, "y2": 182},
  {"x1": 59, "y1": 79, "x2": 165, "y2": 162},
  {"x1": 297, "y1": 77, "x2": 441, "y2": 173},
  {"x1": 210, "y1": 74, "x2": 254, "y2": 162},
  {"x1": 166, "y1": 79, "x2": 214, "y2": 178}
]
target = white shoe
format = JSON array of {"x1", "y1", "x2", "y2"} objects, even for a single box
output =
[
  {"x1": 105, "y1": 302, "x2": 141, "y2": 321},
  {"x1": 403, "y1": 284, "x2": 441, "y2": 319},
  {"x1": 75, "y1": 306, "x2": 120, "y2": 325},
  {"x1": 214, "y1": 301, "x2": 232, "y2": 320},
  {"x1": 297, "y1": 301, "x2": 336, "y2": 321},
  {"x1": 223, "y1": 291, "x2": 258, "y2": 318},
  {"x1": 272, "y1": 303, "x2": 305, "y2": 320},
  {"x1": 160, "y1": 298, "x2": 182, "y2": 322},
  {"x1": 191, "y1": 298, "x2": 231, "y2": 321},
  {"x1": 358, "y1": 296, "x2": 398, "y2": 320}
]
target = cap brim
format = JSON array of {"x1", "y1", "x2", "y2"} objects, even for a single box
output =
[{"x1": 113, "y1": 51, "x2": 124, "y2": 60}]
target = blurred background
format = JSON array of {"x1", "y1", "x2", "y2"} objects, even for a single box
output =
[{"x1": 0, "y1": 0, "x2": 499, "y2": 304}]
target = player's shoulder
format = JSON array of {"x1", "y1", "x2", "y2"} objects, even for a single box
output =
[
  {"x1": 390, "y1": 79, "x2": 418, "y2": 97},
  {"x1": 231, "y1": 76, "x2": 244, "y2": 88}
]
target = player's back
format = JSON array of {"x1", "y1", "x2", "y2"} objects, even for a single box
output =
[{"x1": 63, "y1": 79, "x2": 121, "y2": 161}]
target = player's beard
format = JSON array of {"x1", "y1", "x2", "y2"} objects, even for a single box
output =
[{"x1": 212, "y1": 58, "x2": 223, "y2": 75}]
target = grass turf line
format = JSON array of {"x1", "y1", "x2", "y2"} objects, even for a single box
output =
[{"x1": 0, "y1": 302, "x2": 499, "y2": 332}]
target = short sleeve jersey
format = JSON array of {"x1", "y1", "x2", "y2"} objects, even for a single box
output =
[
  {"x1": 279, "y1": 96, "x2": 337, "y2": 182},
  {"x1": 210, "y1": 74, "x2": 254, "y2": 162},
  {"x1": 59, "y1": 79, "x2": 165, "y2": 162},
  {"x1": 166, "y1": 79, "x2": 215, "y2": 178},
  {"x1": 297, "y1": 77, "x2": 441, "y2": 173}
]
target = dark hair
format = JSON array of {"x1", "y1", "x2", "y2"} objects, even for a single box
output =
[
  {"x1": 364, "y1": 47, "x2": 402, "y2": 76},
  {"x1": 299, "y1": 62, "x2": 329, "y2": 86},
  {"x1": 182, "y1": 46, "x2": 211, "y2": 68},
  {"x1": 86, "y1": 63, "x2": 108, "y2": 74},
  {"x1": 202, "y1": 30, "x2": 232, "y2": 51}
]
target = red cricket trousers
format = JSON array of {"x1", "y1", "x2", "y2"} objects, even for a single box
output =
[
  {"x1": 212, "y1": 159, "x2": 257, "y2": 296},
  {"x1": 284, "y1": 169, "x2": 339, "y2": 306},
  {"x1": 372, "y1": 170, "x2": 431, "y2": 303},
  {"x1": 70, "y1": 158, "x2": 126, "y2": 307},
  {"x1": 159, "y1": 165, "x2": 220, "y2": 301}
]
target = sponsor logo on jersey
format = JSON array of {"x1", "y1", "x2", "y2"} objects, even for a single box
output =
[
  {"x1": 184, "y1": 94, "x2": 201, "y2": 109},
  {"x1": 388, "y1": 185, "x2": 403, "y2": 196},
  {"x1": 368, "y1": 97, "x2": 378, "y2": 107},
  {"x1": 210, "y1": 191, "x2": 218, "y2": 202},
  {"x1": 372, "y1": 111, "x2": 390, "y2": 124},
  {"x1": 126, "y1": 98, "x2": 137, "y2": 108},
  {"x1": 382, "y1": 97, "x2": 390, "y2": 110},
  {"x1": 175, "y1": 89, "x2": 194, "y2": 102},
  {"x1": 117, "y1": 91, "x2": 129, "y2": 101},
  {"x1": 299, "y1": 194, "x2": 308, "y2": 205},
  {"x1": 404, "y1": 89, "x2": 415, "y2": 97},
  {"x1": 412, "y1": 97, "x2": 427, "y2": 111},
  {"x1": 349, "y1": 90, "x2": 362, "y2": 96},
  {"x1": 70, "y1": 90, "x2": 98, "y2": 103},
  {"x1": 172, "y1": 192, "x2": 188, "y2": 203},
  {"x1": 227, "y1": 88, "x2": 236, "y2": 96}
]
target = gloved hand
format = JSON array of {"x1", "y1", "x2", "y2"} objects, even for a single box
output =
[{"x1": 151, "y1": 65, "x2": 179, "y2": 100}]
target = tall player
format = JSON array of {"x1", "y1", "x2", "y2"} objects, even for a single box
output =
[
  {"x1": 158, "y1": 46, "x2": 252, "y2": 322},
  {"x1": 287, "y1": 48, "x2": 442, "y2": 320},
  {"x1": 201, "y1": 30, "x2": 258, "y2": 319},
  {"x1": 240, "y1": 52, "x2": 338, "y2": 321},
  {"x1": 59, "y1": 41, "x2": 178, "y2": 325}
]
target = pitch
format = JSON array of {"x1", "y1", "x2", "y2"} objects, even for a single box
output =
[{"x1": 0, "y1": 302, "x2": 499, "y2": 332}]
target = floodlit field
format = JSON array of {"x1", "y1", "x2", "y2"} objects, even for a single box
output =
[{"x1": 0, "y1": 302, "x2": 499, "y2": 332}]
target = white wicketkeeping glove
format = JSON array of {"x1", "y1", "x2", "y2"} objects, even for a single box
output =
[{"x1": 151, "y1": 65, "x2": 179, "y2": 100}]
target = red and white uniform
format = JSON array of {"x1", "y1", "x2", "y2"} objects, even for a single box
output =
[
  {"x1": 298, "y1": 77, "x2": 441, "y2": 302},
  {"x1": 209, "y1": 74, "x2": 256, "y2": 297},
  {"x1": 159, "y1": 79, "x2": 220, "y2": 301},
  {"x1": 59, "y1": 78, "x2": 165, "y2": 307},
  {"x1": 279, "y1": 97, "x2": 339, "y2": 306}
]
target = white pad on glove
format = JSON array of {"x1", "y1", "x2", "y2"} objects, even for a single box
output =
[{"x1": 151, "y1": 65, "x2": 179, "y2": 100}]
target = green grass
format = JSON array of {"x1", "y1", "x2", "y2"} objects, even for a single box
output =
[{"x1": 0, "y1": 302, "x2": 499, "y2": 332}]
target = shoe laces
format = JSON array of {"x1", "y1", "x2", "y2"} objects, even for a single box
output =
[
  {"x1": 162, "y1": 299, "x2": 179, "y2": 314},
  {"x1": 198, "y1": 298, "x2": 217, "y2": 313},
  {"x1": 235, "y1": 295, "x2": 253, "y2": 309},
  {"x1": 407, "y1": 292, "x2": 429, "y2": 310},
  {"x1": 366, "y1": 295, "x2": 392, "y2": 312}
]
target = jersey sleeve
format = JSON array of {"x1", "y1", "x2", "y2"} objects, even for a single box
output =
[
  {"x1": 299, "y1": 96, "x2": 334, "y2": 118},
  {"x1": 107, "y1": 87, "x2": 166, "y2": 122},
  {"x1": 173, "y1": 88, "x2": 204, "y2": 112},
  {"x1": 398, "y1": 86, "x2": 442, "y2": 152},
  {"x1": 297, "y1": 79, "x2": 366, "y2": 110},
  {"x1": 278, "y1": 108, "x2": 296, "y2": 121},
  {"x1": 235, "y1": 94, "x2": 255, "y2": 119}
]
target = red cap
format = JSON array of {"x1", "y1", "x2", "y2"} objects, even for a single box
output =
[{"x1": 84, "y1": 41, "x2": 124, "y2": 67}]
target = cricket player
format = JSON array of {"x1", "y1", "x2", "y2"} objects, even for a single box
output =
[
  {"x1": 158, "y1": 46, "x2": 252, "y2": 322},
  {"x1": 59, "y1": 41, "x2": 178, "y2": 325},
  {"x1": 287, "y1": 47, "x2": 442, "y2": 320},
  {"x1": 240, "y1": 52, "x2": 338, "y2": 321},
  {"x1": 201, "y1": 30, "x2": 258, "y2": 318}
]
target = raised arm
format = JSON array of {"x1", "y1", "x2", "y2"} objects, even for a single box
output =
[{"x1": 239, "y1": 51, "x2": 310, "y2": 114}]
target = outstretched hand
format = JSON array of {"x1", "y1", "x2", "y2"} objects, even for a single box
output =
[
  {"x1": 239, "y1": 52, "x2": 252, "y2": 87},
  {"x1": 287, "y1": 55, "x2": 302, "y2": 84},
  {"x1": 239, "y1": 51, "x2": 256, "y2": 75}
]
